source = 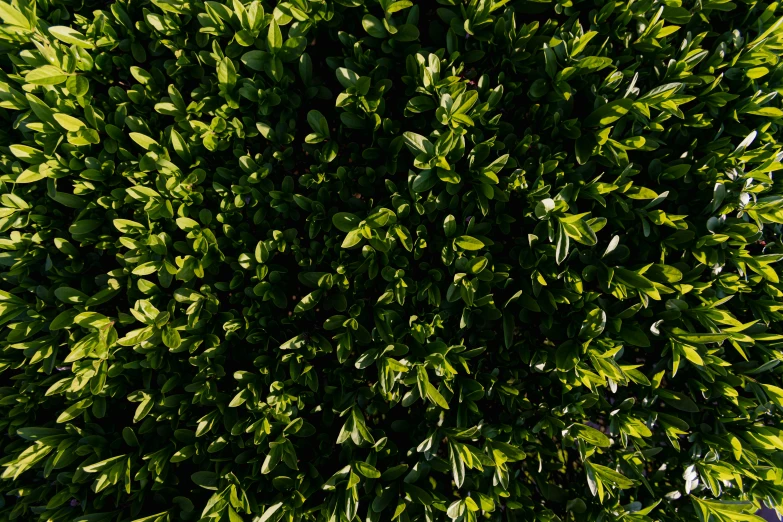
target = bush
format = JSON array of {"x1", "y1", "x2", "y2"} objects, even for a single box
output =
[{"x1": 2, "y1": 0, "x2": 783, "y2": 520}]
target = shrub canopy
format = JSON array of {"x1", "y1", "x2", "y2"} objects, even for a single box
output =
[{"x1": 2, "y1": 0, "x2": 783, "y2": 521}]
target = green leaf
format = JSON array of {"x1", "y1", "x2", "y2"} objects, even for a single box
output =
[
  {"x1": 393, "y1": 24, "x2": 419, "y2": 42},
  {"x1": 339, "y1": 112, "x2": 366, "y2": 129},
  {"x1": 0, "y1": 1, "x2": 30, "y2": 28},
  {"x1": 670, "y1": 329, "x2": 728, "y2": 344},
  {"x1": 218, "y1": 57, "x2": 237, "y2": 90},
  {"x1": 437, "y1": 168, "x2": 461, "y2": 184},
  {"x1": 584, "y1": 99, "x2": 634, "y2": 127},
  {"x1": 10, "y1": 145, "x2": 46, "y2": 164},
  {"x1": 577, "y1": 56, "x2": 613, "y2": 72},
  {"x1": 491, "y1": 440, "x2": 526, "y2": 461},
  {"x1": 129, "y1": 132, "x2": 159, "y2": 150},
  {"x1": 191, "y1": 471, "x2": 218, "y2": 490},
  {"x1": 53, "y1": 113, "x2": 86, "y2": 132},
  {"x1": 241, "y1": 50, "x2": 267, "y2": 71},
  {"x1": 571, "y1": 423, "x2": 611, "y2": 447},
  {"x1": 57, "y1": 399, "x2": 91, "y2": 423},
  {"x1": 114, "y1": 219, "x2": 146, "y2": 233},
  {"x1": 48, "y1": 26, "x2": 94, "y2": 48},
  {"x1": 54, "y1": 287, "x2": 90, "y2": 304},
  {"x1": 657, "y1": 389, "x2": 699, "y2": 412},
  {"x1": 279, "y1": 37, "x2": 307, "y2": 62},
  {"x1": 25, "y1": 66, "x2": 68, "y2": 85},
  {"x1": 336, "y1": 68, "x2": 360, "y2": 89},
  {"x1": 412, "y1": 170, "x2": 438, "y2": 192},
  {"x1": 355, "y1": 461, "x2": 381, "y2": 478},
  {"x1": 556, "y1": 341, "x2": 580, "y2": 372},
  {"x1": 443, "y1": 215, "x2": 457, "y2": 237},
  {"x1": 587, "y1": 461, "x2": 636, "y2": 489},
  {"x1": 575, "y1": 134, "x2": 595, "y2": 165},
  {"x1": 332, "y1": 212, "x2": 360, "y2": 232},
  {"x1": 402, "y1": 131, "x2": 433, "y2": 156},
  {"x1": 268, "y1": 56, "x2": 284, "y2": 81},
  {"x1": 555, "y1": 222, "x2": 570, "y2": 264},
  {"x1": 425, "y1": 382, "x2": 450, "y2": 409},
  {"x1": 267, "y1": 19, "x2": 282, "y2": 52},
  {"x1": 406, "y1": 96, "x2": 436, "y2": 113},
  {"x1": 620, "y1": 324, "x2": 650, "y2": 347},
  {"x1": 258, "y1": 502, "x2": 284, "y2": 522},
  {"x1": 362, "y1": 14, "x2": 387, "y2": 38},
  {"x1": 387, "y1": 0, "x2": 414, "y2": 13},
  {"x1": 170, "y1": 129, "x2": 191, "y2": 162},
  {"x1": 580, "y1": 307, "x2": 606, "y2": 339},
  {"x1": 448, "y1": 440, "x2": 465, "y2": 487},
  {"x1": 293, "y1": 290, "x2": 320, "y2": 313},
  {"x1": 503, "y1": 311, "x2": 514, "y2": 348},
  {"x1": 307, "y1": 110, "x2": 330, "y2": 139},
  {"x1": 762, "y1": 384, "x2": 783, "y2": 408},
  {"x1": 455, "y1": 236, "x2": 484, "y2": 251},
  {"x1": 50, "y1": 309, "x2": 79, "y2": 330},
  {"x1": 746, "y1": 67, "x2": 769, "y2": 79},
  {"x1": 342, "y1": 229, "x2": 363, "y2": 249}
]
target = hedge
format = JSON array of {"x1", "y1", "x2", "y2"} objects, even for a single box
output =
[{"x1": 1, "y1": 0, "x2": 783, "y2": 521}]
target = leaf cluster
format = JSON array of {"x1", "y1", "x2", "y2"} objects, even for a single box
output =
[{"x1": 0, "y1": 0, "x2": 783, "y2": 521}]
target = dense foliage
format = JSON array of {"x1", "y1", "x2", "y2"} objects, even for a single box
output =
[{"x1": 2, "y1": 0, "x2": 783, "y2": 521}]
